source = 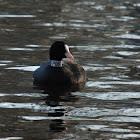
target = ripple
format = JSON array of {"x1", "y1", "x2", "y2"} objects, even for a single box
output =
[
  {"x1": 75, "y1": 125, "x2": 108, "y2": 131},
  {"x1": 116, "y1": 51, "x2": 139, "y2": 56},
  {"x1": 25, "y1": 44, "x2": 41, "y2": 47},
  {"x1": 0, "y1": 102, "x2": 72, "y2": 112},
  {"x1": 0, "y1": 15, "x2": 35, "y2": 18},
  {"x1": 75, "y1": 125, "x2": 140, "y2": 133},
  {"x1": 2, "y1": 28, "x2": 14, "y2": 32},
  {"x1": 111, "y1": 16, "x2": 135, "y2": 21},
  {"x1": 69, "y1": 19, "x2": 84, "y2": 23},
  {"x1": 69, "y1": 23, "x2": 107, "y2": 28},
  {"x1": 76, "y1": 92, "x2": 140, "y2": 100},
  {"x1": 0, "y1": 93, "x2": 9, "y2": 97},
  {"x1": 67, "y1": 107, "x2": 110, "y2": 117},
  {"x1": 83, "y1": 66, "x2": 114, "y2": 71},
  {"x1": 86, "y1": 81, "x2": 113, "y2": 88},
  {"x1": 104, "y1": 56, "x2": 122, "y2": 59},
  {"x1": 67, "y1": 107, "x2": 140, "y2": 118},
  {"x1": 0, "y1": 60, "x2": 12, "y2": 66},
  {"x1": 0, "y1": 137, "x2": 23, "y2": 140},
  {"x1": 90, "y1": 19, "x2": 105, "y2": 22},
  {"x1": 74, "y1": 44, "x2": 138, "y2": 51},
  {"x1": 133, "y1": 3, "x2": 140, "y2": 6},
  {"x1": 114, "y1": 6, "x2": 127, "y2": 9},
  {"x1": 6, "y1": 66, "x2": 39, "y2": 71},
  {"x1": 75, "y1": 2, "x2": 95, "y2": 5},
  {"x1": 121, "y1": 44, "x2": 139, "y2": 48},
  {"x1": 0, "y1": 60, "x2": 13, "y2": 63},
  {"x1": 92, "y1": 5, "x2": 105, "y2": 10},
  {"x1": 0, "y1": 93, "x2": 46, "y2": 97},
  {"x1": 41, "y1": 22, "x2": 107, "y2": 28},
  {"x1": 0, "y1": 102, "x2": 40, "y2": 109},
  {"x1": 42, "y1": 22, "x2": 67, "y2": 27},
  {"x1": 112, "y1": 34, "x2": 140, "y2": 40},
  {"x1": 75, "y1": 45, "x2": 107, "y2": 51},
  {"x1": 99, "y1": 116, "x2": 140, "y2": 123},
  {"x1": 6, "y1": 48, "x2": 34, "y2": 51},
  {"x1": 20, "y1": 116, "x2": 94, "y2": 121},
  {"x1": 0, "y1": 64, "x2": 7, "y2": 66},
  {"x1": 116, "y1": 134, "x2": 140, "y2": 139},
  {"x1": 104, "y1": 44, "x2": 138, "y2": 49},
  {"x1": 21, "y1": 116, "x2": 65, "y2": 121},
  {"x1": 86, "y1": 81, "x2": 140, "y2": 88},
  {"x1": 100, "y1": 76, "x2": 121, "y2": 80},
  {"x1": 50, "y1": 36, "x2": 67, "y2": 39}
]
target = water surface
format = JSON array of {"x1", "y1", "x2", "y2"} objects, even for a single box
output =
[{"x1": 0, "y1": 0, "x2": 140, "y2": 139}]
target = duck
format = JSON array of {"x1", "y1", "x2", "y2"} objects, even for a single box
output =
[{"x1": 33, "y1": 41, "x2": 86, "y2": 89}]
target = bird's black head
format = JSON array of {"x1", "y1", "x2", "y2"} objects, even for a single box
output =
[
  {"x1": 49, "y1": 41, "x2": 74, "y2": 61},
  {"x1": 49, "y1": 41, "x2": 66, "y2": 61}
]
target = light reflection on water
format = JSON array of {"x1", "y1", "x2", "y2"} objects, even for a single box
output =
[
  {"x1": 0, "y1": 137, "x2": 23, "y2": 140},
  {"x1": 6, "y1": 66, "x2": 39, "y2": 71},
  {"x1": 0, "y1": 0, "x2": 140, "y2": 139},
  {"x1": 75, "y1": 2, "x2": 96, "y2": 5},
  {"x1": 41, "y1": 22, "x2": 107, "y2": 28},
  {"x1": 116, "y1": 51, "x2": 139, "y2": 56},
  {"x1": 74, "y1": 91, "x2": 140, "y2": 100},
  {"x1": 133, "y1": 3, "x2": 140, "y2": 6},
  {"x1": 112, "y1": 34, "x2": 140, "y2": 40},
  {"x1": 0, "y1": 64, "x2": 7, "y2": 66},
  {"x1": 0, "y1": 60, "x2": 13, "y2": 66},
  {"x1": 0, "y1": 102, "x2": 73, "y2": 111},
  {"x1": 0, "y1": 15, "x2": 35, "y2": 18},
  {"x1": 110, "y1": 16, "x2": 135, "y2": 21},
  {"x1": 6, "y1": 48, "x2": 34, "y2": 51},
  {"x1": 86, "y1": 81, "x2": 140, "y2": 88}
]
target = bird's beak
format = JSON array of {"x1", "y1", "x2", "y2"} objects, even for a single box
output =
[
  {"x1": 65, "y1": 52, "x2": 74, "y2": 61},
  {"x1": 65, "y1": 45, "x2": 74, "y2": 61}
]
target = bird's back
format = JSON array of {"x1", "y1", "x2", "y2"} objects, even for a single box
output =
[{"x1": 33, "y1": 58, "x2": 86, "y2": 89}]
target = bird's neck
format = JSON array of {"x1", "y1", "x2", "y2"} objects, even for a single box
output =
[{"x1": 51, "y1": 60, "x2": 62, "y2": 67}]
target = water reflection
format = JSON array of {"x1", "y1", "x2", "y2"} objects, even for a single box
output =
[
  {"x1": 0, "y1": 137, "x2": 23, "y2": 140},
  {"x1": 33, "y1": 80, "x2": 84, "y2": 132},
  {"x1": 112, "y1": 34, "x2": 140, "y2": 39},
  {"x1": 0, "y1": 0, "x2": 140, "y2": 139},
  {"x1": 6, "y1": 66, "x2": 39, "y2": 71},
  {"x1": 47, "y1": 107, "x2": 68, "y2": 132},
  {"x1": 34, "y1": 81, "x2": 84, "y2": 105},
  {"x1": 0, "y1": 15, "x2": 35, "y2": 18},
  {"x1": 6, "y1": 47, "x2": 34, "y2": 51}
]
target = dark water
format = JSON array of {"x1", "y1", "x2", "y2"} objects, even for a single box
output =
[{"x1": 0, "y1": 0, "x2": 140, "y2": 139}]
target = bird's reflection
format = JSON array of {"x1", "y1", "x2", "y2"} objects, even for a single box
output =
[
  {"x1": 33, "y1": 81, "x2": 85, "y2": 132},
  {"x1": 48, "y1": 110, "x2": 67, "y2": 132}
]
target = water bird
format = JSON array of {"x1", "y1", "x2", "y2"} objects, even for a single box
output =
[{"x1": 33, "y1": 41, "x2": 86, "y2": 90}]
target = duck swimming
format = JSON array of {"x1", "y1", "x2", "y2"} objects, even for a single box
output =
[{"x1": 33, "y1": 41, "x2": 86, "y2": 88}]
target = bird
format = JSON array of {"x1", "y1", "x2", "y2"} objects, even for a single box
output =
[{"x1": 33, "y1": 41, "x2": 86, "y2": 89}]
